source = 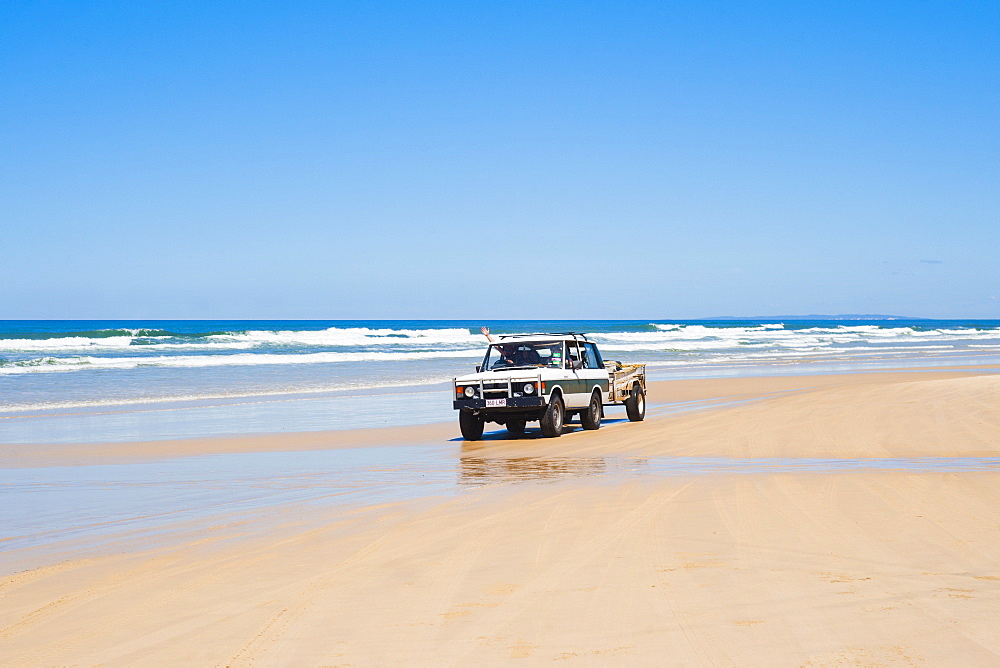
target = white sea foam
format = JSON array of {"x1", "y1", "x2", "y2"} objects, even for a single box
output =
[
  {"x1": 590, "y1": 324, "x2": 1000, "y2": 354},
  {"x1": 0, "y1": 326, "x2": 483, "y2": 353},
  {"x1": 0, "y1": 348, "x2": 484, "y2": 375},
  {"x1": 0, "y1": 336, "x2": 140, "y2": 351},
  {"x1": 208, "y1": 326, "x2": 482, "y2": 347},
  {"x1": 0, "y1": 339, "x2": 264, "y2": 353},
  {"x1": 652, "y1": 322, "x2": 784, "y2": 331},
  {"x1": 639, "y1": 346, "x2": 982, "y2": 368}
]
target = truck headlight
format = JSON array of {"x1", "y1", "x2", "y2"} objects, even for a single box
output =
[
  {"x1": 464, "y1": 386, "x2": 476, "y2": 398},
  {"x1": 523, "y1": 383, "x2": 535, "y2": 394}
]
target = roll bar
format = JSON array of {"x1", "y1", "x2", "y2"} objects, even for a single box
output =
[{"x1": 497, "y1": 332, "x2": 589, "y2": 341}]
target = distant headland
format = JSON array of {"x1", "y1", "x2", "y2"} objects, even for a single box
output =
[{"x1": 700, "y1": 314, "x2": 930, "y2": 321}]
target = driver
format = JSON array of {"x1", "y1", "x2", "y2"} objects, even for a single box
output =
[
  {"x1": 491, "y1": 345, "x2": 518, "y2": 368},
  {"x1": 506, "y1": 345, "x2": 542, "y2": 366},
  {"x1": 491, "y1": 345, "x2": 542, "y2": 368},
  {"x1": 481, "y1": 327, "x2": 542, "y2": 367}
]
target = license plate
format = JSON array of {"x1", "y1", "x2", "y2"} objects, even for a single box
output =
[{"x1": 486, "y1": 398, "x2": 507, "y2": 407}]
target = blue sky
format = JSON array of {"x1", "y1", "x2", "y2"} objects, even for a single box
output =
[{"x1": 2, "y1": 1, "x2": 997, "y2": 319}]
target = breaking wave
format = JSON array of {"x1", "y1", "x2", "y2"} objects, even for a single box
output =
[
  {"x1": 0, "y1": 326, "x2": 482, "y2": 353},
  {"x1": 0, "y1": 348, "x2": 484, "y2": 375},
  {"x1": 591, "y1": 324, "x2": 1000, "y2": 352}
]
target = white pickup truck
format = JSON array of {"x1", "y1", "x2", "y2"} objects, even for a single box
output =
[{"x1": 452, "y1": 333, "x2": 646, "y2": 440}]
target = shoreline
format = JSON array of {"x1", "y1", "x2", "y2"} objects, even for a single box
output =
[
  {"x1": 4, "y1": 357, "x2": 1000, "y2": 448},
  {"x1": 4, "y1": 363, "x2": 999, "y2": 468}
]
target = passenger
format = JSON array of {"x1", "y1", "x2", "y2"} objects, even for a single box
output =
[
  {"x1": 511, "y1": 347, "x2": 533, "y2": 366},
  {"x1": 521, "y1": 348, "x2": 543, "y2": 365}
]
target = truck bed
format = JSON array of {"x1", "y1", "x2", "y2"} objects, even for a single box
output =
[{"x1": 607, "y1": 362, "x2": 646, "y2": 403}]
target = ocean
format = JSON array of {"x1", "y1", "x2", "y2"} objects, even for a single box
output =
[{"x1": 3, "y1": 319, "x2": 1000, "y2": 443}]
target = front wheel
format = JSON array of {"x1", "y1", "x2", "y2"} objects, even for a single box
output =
[
  {"x1": 459, "y1": 410, "x2": 485, "y2": 440},
  {"x1": 625, "y1": 383, "x2": 645, "y2": 422},
  {"x1": 539, "y1": 395, "x2": 565, "y2": 438},
  {"x1": 581, "y1": 390, "x2": 602, "y2": 430}
]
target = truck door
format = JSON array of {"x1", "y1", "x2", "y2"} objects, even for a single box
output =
[
  {"x1": 580, "y1": 342, "x2": 609, "y2": 404},
  {"x1": 563, "y1": 340, "x2": 589, "y2": 408}
]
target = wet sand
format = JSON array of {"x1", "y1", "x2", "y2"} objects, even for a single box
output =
[{"x1": 2, "y1": 368, "x2": 1000, "y2": 664}]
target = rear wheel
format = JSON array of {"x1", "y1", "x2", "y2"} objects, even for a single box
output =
[
  {"x1": 539, "y1": 395, "x2": 565, "y2": 438},
  {"x1": 581, "y1": 390, "x2": 602, "y2": 430},
  {"x1": 459, "y1": 410, "x2": 485, "y2": 440},
  {"x1": 625, "y1": 383, "x2": 645, "y2": 422},
  {"x1": 506, "y1": 418, "x2": 526, "y2": 437}
]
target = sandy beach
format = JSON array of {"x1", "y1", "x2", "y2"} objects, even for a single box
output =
[{"x1": 2, "y1": 368, "x2": 1000, "y2": 665}]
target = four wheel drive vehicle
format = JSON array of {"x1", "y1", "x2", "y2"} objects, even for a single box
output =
[{"x1": 452, "y1": 333, "x2": 647, "y2": 440}]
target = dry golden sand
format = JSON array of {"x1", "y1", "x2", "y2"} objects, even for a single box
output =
[{"x1": 2, "y1": 368, "x2": 1000, "y2": 665}]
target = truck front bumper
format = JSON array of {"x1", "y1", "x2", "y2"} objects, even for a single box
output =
[{"x1": 453, "y1": 397, "x2": 546, "y2": 410}]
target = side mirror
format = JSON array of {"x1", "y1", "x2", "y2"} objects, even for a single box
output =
[
  {"x1": 475, "y1": 365, "x2": 481, "y2": 373},
  {"x1": 572, "y1": 360, "x2": 583, "y2": 370}
]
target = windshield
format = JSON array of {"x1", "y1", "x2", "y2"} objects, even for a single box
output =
[{"x1": 482, "y1": 341, "x2": 565, "y2": 370}]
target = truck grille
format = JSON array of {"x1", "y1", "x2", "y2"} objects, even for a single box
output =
[
  {"x1": 464, "y1": 379, "x2": 538, "y2": 399},
  {"x1": 483, "y1": 385, "x2": 510, "y2": 399}
]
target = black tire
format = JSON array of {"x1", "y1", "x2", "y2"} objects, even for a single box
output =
[
  {"x1": 539, "y1": 395, "x2": 565, "y2": 438},
  {"x1": 506, "y1": 418, "x2": 526, "y2": 437},
  {"x1": 625, "y1": 383, "x2": 646, "y2": 422},
  {"x1": 459, "y1": 410, "x2": 485, "y2": 440},
  {"x1": 581, "y1": 390, "x2": 602, "y2": 430}
]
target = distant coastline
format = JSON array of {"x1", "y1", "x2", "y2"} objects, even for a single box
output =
[{"x1": 700, "y1": 314, "x2": 932, "y2": 321}]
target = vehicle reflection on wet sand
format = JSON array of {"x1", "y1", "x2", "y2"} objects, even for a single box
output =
[{"x1": 459, "y1": 454, "x2": 650, "y2": 485}]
